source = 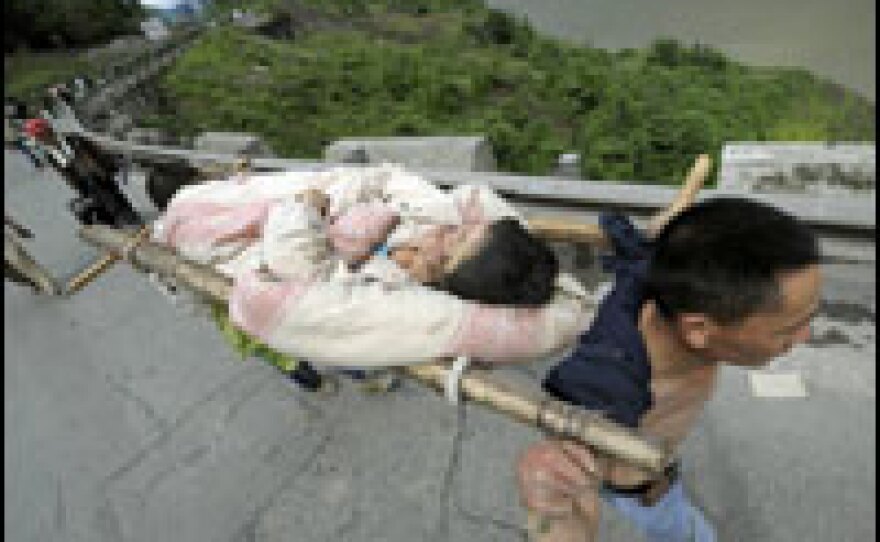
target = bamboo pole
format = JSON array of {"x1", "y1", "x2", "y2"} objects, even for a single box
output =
[
  {"x1": 78, "y1": 224, "x2": 671, "y2": 475},
  {"x1": 646, "y1": 154, "x2": 712, "y2": 236},
  {"x1": 525, "y1": 219, "x2": 609, "y2": 248},
  {"x1": 4, "y1": 232, "x2": 60, "y2": 296},
  {"x1": 65, "y1": 251, "x2": 120, "y2": 295},
  {"x1": 526, "y1": 154, "x2": 712, "y2": 245},
  {"x1": 79, "y1": 226, "x2": 232, "y2": 301},
  {"x1": 65, "y1": 226, "x2": 150, "y2": 295}
]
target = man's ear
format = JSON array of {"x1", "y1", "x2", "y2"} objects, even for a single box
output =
[{"x1": 676, "y1": 313, "x2": 714, "y2": 350}]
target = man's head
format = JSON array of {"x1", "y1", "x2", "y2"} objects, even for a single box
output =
[
  {"x1": 644, "y1": 197, "x2": 822, "y2": 367},
  {"x1": 392, "y1": 218, "x2": 559, "y2": 307}
]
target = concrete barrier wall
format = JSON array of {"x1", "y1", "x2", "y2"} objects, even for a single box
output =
[{"x1": 81, "y1": 130, "x2": 876, "y2": 235}]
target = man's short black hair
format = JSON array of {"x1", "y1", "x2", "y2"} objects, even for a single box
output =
[
  {"x1": 435, "y1": 218, "x2": 559, "y2": 307},
  {"x1": 644, "y1": 197, "x2": 820, "y2": 324}
]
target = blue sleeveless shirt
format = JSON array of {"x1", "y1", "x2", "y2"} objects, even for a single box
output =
[{"x1": 542, "y1": 213, "x2": 653, "y2": 428}]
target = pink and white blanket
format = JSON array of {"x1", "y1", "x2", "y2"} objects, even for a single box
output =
[{"x1": 152, "y1": 164, "x2": 594, "y2": 367}]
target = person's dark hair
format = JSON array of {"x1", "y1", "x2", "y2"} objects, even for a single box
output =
[
  {"x1": 434, "y1": 218, "x2": 559, "y2": 307},
  {"x1": 5, "y1": 98, "x2": 27, "y2": 120},
  {"x1": 644, "y1": 197, "x2": 820, "y2": 324}
]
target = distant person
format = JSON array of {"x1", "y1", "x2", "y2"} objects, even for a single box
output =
[
  {"x1": 5, "y1": 98, "x2": 25, "y2": 148},
  {"x1": 69, "y1": 77, "x2": 85, "y2": 101},
  {"x1": 517, "y1": 198, "x2": 821, "y2": 542},
  {"x1": 5, "y1": 98, "x2": 44, "y2": 167},
  {"x1": 22, "y1": 117, "x2": 141, "y2": 228}
]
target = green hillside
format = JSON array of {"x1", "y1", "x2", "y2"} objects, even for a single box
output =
[{"x1": 141, "y1": 1, "x2": 874, "y2": 183}]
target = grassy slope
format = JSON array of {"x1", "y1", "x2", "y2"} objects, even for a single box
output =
[{"x1": 63, "y1": 1, "x2": 880, "y2": 183}]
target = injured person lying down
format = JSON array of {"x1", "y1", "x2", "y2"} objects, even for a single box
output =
[{"x1": 152, "y1": 163, "x2": 595, "y2": 367}]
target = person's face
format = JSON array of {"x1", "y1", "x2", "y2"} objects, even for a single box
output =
[
  {"x1": 390, "y1": 222, "x2": 489, "y2": 284},
  {"x1": 679, "y1": 265, "x2": 822, "y2": 367}
]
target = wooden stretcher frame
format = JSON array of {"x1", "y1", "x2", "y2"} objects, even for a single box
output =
[
  {"x1": 65, "y1": 225, "x2": 150, "y2": 295},
  {"x1": 77, "y1": 154, "x2": 711, "y2": 478},
  {"x1": 4, "y1": 227, "x2": 60, "y2": 296}
]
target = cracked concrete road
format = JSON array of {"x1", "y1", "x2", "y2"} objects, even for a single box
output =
[{"x1": 5, "y1": 150, "x2": 876, "y2": 541}]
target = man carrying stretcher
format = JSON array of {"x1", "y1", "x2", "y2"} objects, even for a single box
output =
[{"x1": 517, "y1": 196, "x2": 822, "y2": 541}]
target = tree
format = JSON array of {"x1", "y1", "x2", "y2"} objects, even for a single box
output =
[
  {"x1": 646, "y1": 38, "x2": 684, "y2": 67},
  {"x1": 5, "y1": 0, "x2": 144, "y2": 52}
]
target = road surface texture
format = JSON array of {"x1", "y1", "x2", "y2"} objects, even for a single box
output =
[{"x1": 5, "y1": 150, "x2": 876, "y2": 541}]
